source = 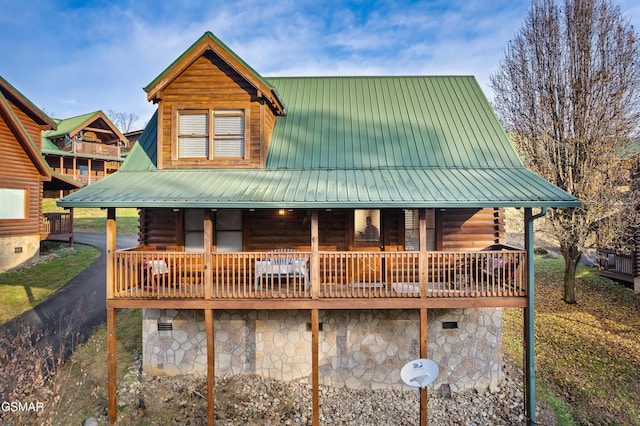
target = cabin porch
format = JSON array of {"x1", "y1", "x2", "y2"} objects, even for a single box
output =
[
  {"x1": 41, "y1": 211, "x2": 74, "y2": 246},
  {"x1": 112, "y1": 247, "x2": 526, "y2": 304}
]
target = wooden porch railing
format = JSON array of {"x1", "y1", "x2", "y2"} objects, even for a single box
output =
[
  {"x1": 41, "y1": 212, "x2": 73, "y2": 244},
  {"x1": 597, "y1": 248, "x2": 635, "y2": 282},
  {"x1": 74, "y1": 141, "x2": 120, "y2": 158},
  {"x1": 112, "y1": 249, "x2": 526, "y2": 300}
]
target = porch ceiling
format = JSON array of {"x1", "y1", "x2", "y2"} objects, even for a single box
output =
[{"x1": 57, "y1": 167, "x2": 579, "y2": 209}]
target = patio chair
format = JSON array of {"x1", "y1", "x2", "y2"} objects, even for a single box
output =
[
  {"x1": 255, "y1": 249, "x2": 309, "y2": 291},
  {"x1": 142, "y1": 258, "x2": 170, "y2": 291}
]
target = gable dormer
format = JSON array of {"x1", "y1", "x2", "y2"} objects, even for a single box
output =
[{"x1": 144, "y1": 32, "x2": 286, "y2": 169}]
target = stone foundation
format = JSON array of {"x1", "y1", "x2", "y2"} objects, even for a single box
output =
[
  {"x1": 0, "y1": 235, "x2": 39, "y2": 273},
  {"x1": 142, "y1": 308, "x2": 503, "y2": 392}
]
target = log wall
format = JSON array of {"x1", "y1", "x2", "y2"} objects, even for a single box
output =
[
  {"x1": 159, "y1": 51, "x2": 279, "y2": 169},
  {"x1": 137, "y1": 208, "x2": 505, "y2": 252},
  {"x1": 0, "y1": 102, "x2": 43, "y2": 238}
]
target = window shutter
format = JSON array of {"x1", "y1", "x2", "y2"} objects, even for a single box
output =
[
  {"x1": 179, "y1": 113, "x2": 209, "y2": 158},
  {"x1": 214, "y1": 111, "x2": 244, "y2": 157},
  {"x1": 180, "y1": 113, "x2": 208, "y2": 134},
  {"x1": 179, "y1": 137, "x2": 209, "y2": 158}
]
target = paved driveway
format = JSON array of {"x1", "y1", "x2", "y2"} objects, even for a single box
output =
[{"x1": 2, "y1": 232, "x2": 137, "y2": 352}]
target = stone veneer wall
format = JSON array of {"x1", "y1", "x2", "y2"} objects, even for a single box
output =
[
  {"x1": 142, "y1": 308, "x2": 503, "y2": 392},
  {"x1": 0, "y1": 235, "x2": 39, "y2": 273}
]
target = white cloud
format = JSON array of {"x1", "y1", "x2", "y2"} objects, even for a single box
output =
[{"x1": 1, "y1": 0, "x2": 638, "y2": 129}]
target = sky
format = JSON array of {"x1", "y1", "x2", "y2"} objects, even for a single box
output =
[{"x1": 1, "y1": 0, "x2": 639, "y2": 130}]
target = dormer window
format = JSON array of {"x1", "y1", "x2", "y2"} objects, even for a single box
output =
[{"x1": 177, "y1": 109, "x2": 245, "y2": 159}]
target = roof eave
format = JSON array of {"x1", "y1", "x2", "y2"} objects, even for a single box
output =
[
  {"x1": 0, "y1": 90, "x2": 51, "y2": 178},
  {"x1": 0, "y1": 75, "x2": 57, "y2": 130}
]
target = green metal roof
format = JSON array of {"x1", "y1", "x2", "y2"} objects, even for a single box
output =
[
  {"x1": 265, "y1": 76, "x2": 522, "y2": 169},
  {"x1": 44, "y1": 111, "x2": 99, "y2": 139},
  {"x1": 59, "y1": 75, "x2": 579, "y2": 209},
  {"x1": 56, "y1": 167, "x2": 577, "y2": 209}
]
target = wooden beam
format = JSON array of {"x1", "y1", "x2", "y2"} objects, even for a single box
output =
[
  {"x1": 419, "y1": 209, "x2": 428, "y2": 298},
  {"x1": 107, "y1": 307, "x2": 117, "y2": 424},
  {"x1": 107, "y1": 296, "x2": 528, "y2": 311},
  {"x1": 205, "y1": 309, "x2": 215, "y2": 426},
  {"x1": 106, "y1": 208, "x2": 116, "y2": 299},
  {"x1": 310, "y1": 211, "x2": 319, "y2": 299},
  {"x1": 311, "y1": 309, "x2": 320, "y2": 426},
  {"x1": 84, "y1": 126, "x2": 115, "y2": 134},
  {"x1": 420, "y1": 308, "x2": 428, "y2": 425},
  {"x1": 204, "y1": 211, "x2": 213, "y2": 300}
]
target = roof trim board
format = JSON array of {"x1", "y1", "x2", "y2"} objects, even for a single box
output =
[
  {"x1": 44, "y1": 110, "x2": 128, "y2": 143},
  {"x1": 0, "y1": 76, "x2": 57, "y2": 130},
  {"x1": 144, "y1": 32, "x2": 286, "y2": 115},
  {"x1": 0, "y1": 89, "x2": 52, "y2": 178}
]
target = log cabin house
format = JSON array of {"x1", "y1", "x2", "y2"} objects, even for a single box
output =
[
  {"x1": 42, "y1": 110, "x2": 128, "y2": 196},
  {"x1": 58, "y1": 32, "x2": 579, "y2": 425},
  {"x1": 0, "y1": 76, "x2": 74, "y2": 271}
]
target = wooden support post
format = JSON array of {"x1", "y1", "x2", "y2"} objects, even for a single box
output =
[
  {"x1": 106, "y1": 208, "x2": 116, "y2": 299},
  {"x1": 311, "y1": 308, "x2": 320, "y2": 426},
  {"x1": 204, "y1": 211, "x2": 213, "y2": 299},
  {"x1": 69, "y1": 207, "x2": 74, "y2": 247},
  {"x1": 419, "y1": 209, "x2": 428, "y2": 298},
  {"x1": 310, "y1": 211, "x2": 320, "y2": 299},
  {"x1": 420, "y1": 308, "x2": 428, "y2": 425},
  {"x1": 107, "y1": 307, "x2": 117, "y2": 424},
  {"x1": 205, "y1": 309, "x2": 215, "y2": 426}
]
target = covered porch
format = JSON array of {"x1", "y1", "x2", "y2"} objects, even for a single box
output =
[{"x1": 113, "y1": 247, "x2": 526, "y2": 302}]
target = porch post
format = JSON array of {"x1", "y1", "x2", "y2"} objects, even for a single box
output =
[
  {"x1": 106, "y1": 208, "x2": 116, "y2": 300},
  {"x1": 419, "y1": 308, "x2": 428, "y2": 425},
  {"x1": 204, "y1": 210, "x2": 213, "y2": 299},
  {"x1": 524, "y1": 207, "x2": 547, "y2": 425},
  {"x1": 419, "y1": 209, "x2": 428, "y2": 298},
  {"x1": 107, "y1": 307, "x2": 117, "y2": 424},
  {"x1": 310, "y1": 210, "x2": 319, "y2": 299},
  {"x1": 69, "y1": 208, "x2": 74, "y2": 247},
  {"x1": 311, "y1": 308, "x2": 320, "y2": 426},
  {"x1": 205, "y1": 309, "x2": 215, "y2": 426},
  {"x1": 106, "y1": 208, "x2": 117, "y2": 424}
]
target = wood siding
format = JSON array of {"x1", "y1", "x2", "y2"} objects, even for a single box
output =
[
  {"x1": 0, "y1": 110, "x2": 42, "y2": 237},
  {"x1": 159, "y1": 52, "x2": 279, "y2": 169},
  {"x1": 139, "y1": 208, "x2": 180, "y2": 247},
  {"x1": 136, "y1": 208, "x2": 504, "y2": 253},
  {"x1": 440, "y1": 208, "x2": 503, "y2": 251}
]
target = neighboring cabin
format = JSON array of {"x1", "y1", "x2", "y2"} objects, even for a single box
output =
[
  {"x1": 0, "y1": 76, "x2": 57, "y2": 272},
  {"x1": 42, "y1": 111, "x2": 128, "y2": 196},
  {"x1": 59, "y1": 32, "x2": 579, "y2": 425}
]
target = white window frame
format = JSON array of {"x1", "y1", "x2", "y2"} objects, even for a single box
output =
[
  {"x1": 178, "y1": 111, "x2": 209, "y2": 158},
  {"x1": 177, "y1": 109, "x2": 245, "y2": 160}
]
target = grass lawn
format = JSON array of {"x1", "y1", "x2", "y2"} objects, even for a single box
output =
[
  {"x1": 504, "y1": 257, "x2": 640, "y2": 425},
  {"x1": 43, "y1": 198, "x2": 139, "y2": 236},
  {"x1": 0, "y1": 241, "x2": 100, "y2": 324}
]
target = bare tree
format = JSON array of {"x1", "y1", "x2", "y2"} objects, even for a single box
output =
[
  {"x1": 491, "y1": 0, "x2": 640, "y2": 303},
  {"x1": 106, "y1": 110, "x2": 139, "y2": 133}
]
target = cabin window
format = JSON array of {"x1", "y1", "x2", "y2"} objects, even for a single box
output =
[
  {"x1": 0, "y1": 188, "x2": 27, "y2": 220},
  {"x1": 404, "y1": 209, "x2": 435, "y2": 251},
  {"x1": 355, "y1": 209, "x2": 381, "y2": 243},
  {"x1": 216, "y1": 209, "x2": 243, "y2": 252},
  {"x1": 178, "y1": 112, "x2": 209, "y2": 158},
  {"x1": 184, "y1": 209, "x2": 204, "y2": 252},
  {"x1": 213, "y1": 110, "x2": 244, "y2": 158},
  {"x1": 177, "y1": 110, "x2": 245, "y2": 159}
]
